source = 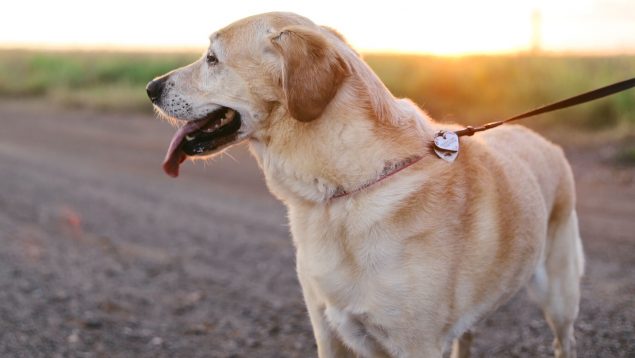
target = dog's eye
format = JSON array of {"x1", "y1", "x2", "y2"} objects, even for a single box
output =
[{"x1": 206, "y1": 53, "x2": 218, "y2": 65}]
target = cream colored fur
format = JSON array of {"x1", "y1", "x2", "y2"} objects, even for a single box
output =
[{"x1": 151, "y1": 12, "x2": 584, "y2": 358}]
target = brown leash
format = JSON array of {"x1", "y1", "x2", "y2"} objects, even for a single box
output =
[
  {"x1": 333, "y1": 77, "x2": 635, "y2": 199},
  {"x1": 433, "y1": 77, "x2": 635, "y2": 162}
]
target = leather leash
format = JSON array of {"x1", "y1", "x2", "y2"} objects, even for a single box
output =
[
  {"x1": 333, "y1": 77, "x2": 635, "y2": 199},
  {"x1": 433, "y1": 77, "x2": 635, "y2": 162}
]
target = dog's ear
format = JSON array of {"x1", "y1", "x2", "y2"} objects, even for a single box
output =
[{"x1": 270, "y1": 26, "x2": 349, "y2": 122}]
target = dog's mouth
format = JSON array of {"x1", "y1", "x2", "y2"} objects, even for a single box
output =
[{"x1": 163, "y1": 107, "x2": 241, "y2": 177}]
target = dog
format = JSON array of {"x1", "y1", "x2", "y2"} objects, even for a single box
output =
[{"x1": 146, "y1": 12, "x2": 584, "y2": 358}]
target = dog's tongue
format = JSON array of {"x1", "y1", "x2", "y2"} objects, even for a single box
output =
[{"x1": 163, "y1": 120, "x2": 207, "y2": 178}]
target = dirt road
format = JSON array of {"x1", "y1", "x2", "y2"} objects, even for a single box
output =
[{"x1": 0, "y1": 101, "x2": 633, "y2": 357}]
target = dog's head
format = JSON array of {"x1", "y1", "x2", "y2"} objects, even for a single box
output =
[{"x1": 147, "y1": 12, "x2": 351, "y2": 177}]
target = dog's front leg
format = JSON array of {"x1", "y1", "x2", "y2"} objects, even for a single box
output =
[
  {"x1": 310, "y1": 306, "x2": 353, "y2": 358},
  {"x1": 301, "y1": 280, "x2": 353, "y2": 357}
]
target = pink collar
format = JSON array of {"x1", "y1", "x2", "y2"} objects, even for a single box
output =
[{"x1": 330, "y1": 155, "x2": 423, "y2": 200}]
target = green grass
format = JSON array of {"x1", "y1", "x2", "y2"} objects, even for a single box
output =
[
  {"x1": 0, "y1": 49, "x2": 199, "y2": 111},
  {"x1": 0, "y1": 49, "x2": 634, "y2": 131}
]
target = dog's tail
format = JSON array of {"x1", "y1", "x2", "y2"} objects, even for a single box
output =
[{"x1": 571, "y1": 210, "x2": 585, "y2": 278}]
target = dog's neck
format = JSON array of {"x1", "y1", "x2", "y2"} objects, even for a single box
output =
[{"x1": 250, "y1": 58, "x2": 436, "y2": 204}]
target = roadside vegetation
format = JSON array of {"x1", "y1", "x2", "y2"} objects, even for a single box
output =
[{"x1": 1, "y1": 49, "x2": 633, "y2": 135}]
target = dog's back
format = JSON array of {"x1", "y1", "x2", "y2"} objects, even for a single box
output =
[{"x1": 478, "y1": 125, "x2": 574, "y2": 221}]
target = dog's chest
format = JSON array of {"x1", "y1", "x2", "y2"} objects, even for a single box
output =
[
  {"x1": 300, "y1": 241, "x2": 406, "y2": 305},
  {"x1": 295, "y1": 213, "x2": 411, "y2": 325},
  {"x1": 291, "y1": 197, "x2": 417, "y2": 305}
]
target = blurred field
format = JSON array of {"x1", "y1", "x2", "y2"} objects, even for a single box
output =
[
  {"x1": 0, "y1": 50, "x2": 199, "y2": 111},
  {"x1": 1, "y1": 49, "x2": 634, "y2": 132},
  {"x1": 366, "y1": 54, "x2": 635, "y2": 131}
]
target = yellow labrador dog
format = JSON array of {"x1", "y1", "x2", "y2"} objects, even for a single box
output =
[{"x1": 146, "y1": 12, "x2": 584, "y2": 358}]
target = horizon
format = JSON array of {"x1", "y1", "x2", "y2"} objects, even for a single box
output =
[{"x1": 2, "y1": 43, "x2": 635, "y2": 58}]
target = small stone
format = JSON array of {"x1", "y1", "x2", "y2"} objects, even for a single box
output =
[
  {"x1": 83, "y1": 318, "x2": 103, "y2": 330},
  {"x1": 268, "y1": 325, "x2": 280, "y2": 335},
  {"x1": 67, "y1": 329, "x2": 80, "y2": 344},
  {"x1": 185, "y1": 323, "x2": 209, "y2": 335}
]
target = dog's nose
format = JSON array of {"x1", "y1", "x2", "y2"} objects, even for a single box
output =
[{"x1": 146, "y1": 75, "x2": 169, "y2": 103}]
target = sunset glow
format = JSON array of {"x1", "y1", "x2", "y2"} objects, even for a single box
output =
[{"x1": 3, "y1": 0, "x2": 635, "y2": 55}]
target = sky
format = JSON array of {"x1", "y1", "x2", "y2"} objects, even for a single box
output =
[{"x1": 1, "y1": 0, "x2": 634, "y2": 55}]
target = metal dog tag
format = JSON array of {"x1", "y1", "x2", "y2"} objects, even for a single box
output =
[{"x1": 433, "y1": 130, "x2": 459, "y2": 163}]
